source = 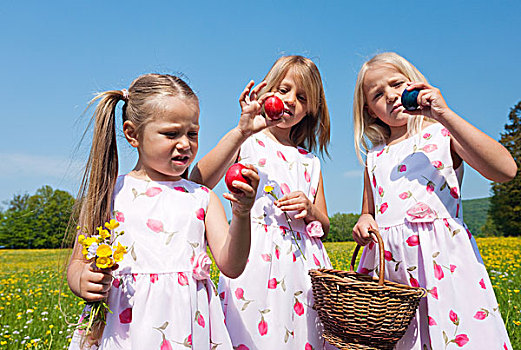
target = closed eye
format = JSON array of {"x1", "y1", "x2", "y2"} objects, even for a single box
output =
[
  {"x1": 372, "y1": 92, "x2": 382, "y2": 101},
  {"x1": 162, "y1": 132, "x2": 178, "y2": 138}
]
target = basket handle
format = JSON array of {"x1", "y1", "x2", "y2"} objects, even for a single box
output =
[{"x1": 349, "y1": 228, "x2": 385, "y2": 286}]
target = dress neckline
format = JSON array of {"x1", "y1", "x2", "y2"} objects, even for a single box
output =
[
  {"x1": 123, "y1": 173, "x2": 186, "y2": 185},
  {"x1": 383, "y1": 122, "x2": 439, "y2": 149}
]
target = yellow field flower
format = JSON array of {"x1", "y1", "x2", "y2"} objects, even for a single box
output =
[
  {"x1": 264, "y1": 185, "x2": 274, "y2": 193},
  {"x1": 96, "y1": 256, "x2": 114, "y2": 269},
  {"x1": 105, "y1": 219, "x2": 120, "y2": 230},
  {"x1": 96, "y1": 244, "x2": 112, "y2": 258}
]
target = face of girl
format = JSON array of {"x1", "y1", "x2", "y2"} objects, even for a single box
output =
[
  {"x1": 136, "y1": 96, "x2": 199, "y2": 181},
  {"x1": 272, "y1": 68, "x2": 309, "y2": 129},
  {"x1": 363, "y1": 64, "x2": 411, "y2": 130}
]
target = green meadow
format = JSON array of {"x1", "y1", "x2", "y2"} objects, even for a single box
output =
[{"x1": 1, "y1": 238, "x2": 520, "y2": 349}]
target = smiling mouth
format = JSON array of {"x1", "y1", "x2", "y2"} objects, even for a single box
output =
[{"x1": 283, "y1": 108, "x2": 293, "y2": 117}]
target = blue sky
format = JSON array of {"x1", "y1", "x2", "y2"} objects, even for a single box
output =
[{"x1": 1, "y1": 1, "x2": 519, "y2": 217}]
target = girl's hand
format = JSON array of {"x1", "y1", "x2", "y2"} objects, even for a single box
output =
[
  {"x1": 275, "y1": 191, "x2": 315, "y2": 222},
  {"x1": 78, "y1": 262, "x2": 115, "y2": 302},
  {"x1": 406, "y1": 82, "x2": 452, "y2": 122},
  {"x1": 222, "y1": 164, "x2": 260, "y2": 216},
  {"x1": 237, "y1": 80, "x2": 282, "y2": 137},
  {"x1": 352, "y1": 213, "x2": 379, "y2": 246}
]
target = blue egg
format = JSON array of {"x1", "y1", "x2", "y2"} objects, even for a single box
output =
[{"x1": 401, "y1": 88, "x2": 420, "y2": 111}]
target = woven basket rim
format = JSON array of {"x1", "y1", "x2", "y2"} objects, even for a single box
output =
[{"x1": 310, "y1": 268, "x2": 427, "y2": 296}]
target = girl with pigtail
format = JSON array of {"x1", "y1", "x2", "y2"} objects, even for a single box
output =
[{"x1": 67, "y1": 74, "x2": 259, "y2": 349}]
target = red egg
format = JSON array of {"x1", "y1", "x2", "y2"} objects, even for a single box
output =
[
  {"x1": 225, "y1": 163, "x2": 251, "y2": 193},
  {"x1": 264, "y1": 95, "x2": 284, "y2": 120}
]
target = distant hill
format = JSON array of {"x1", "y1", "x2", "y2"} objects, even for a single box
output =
[{"x1": 462, "y1": 197, "x2": 490, "y2": 236}]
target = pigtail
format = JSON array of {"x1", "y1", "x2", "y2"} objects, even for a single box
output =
[
  {"x1": 78, "y1": 91, "x2": 123, "y2": 236},
  {"x1": 71, "y1": 90, "x2": 125, "y2": 348}
]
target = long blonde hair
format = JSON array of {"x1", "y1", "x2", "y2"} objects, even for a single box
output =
[
  {"x1": 259, "y1": 55, "x2": 330, "y2": 156},
  {"x1": 353, "y1": 52, "x2": 431, "y2": 163},
  {"x1": 68, "y1": 74, "x2": 197, "y2": 346}
]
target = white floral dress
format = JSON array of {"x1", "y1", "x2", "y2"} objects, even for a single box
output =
[
  {"x1": 218, "y1": 131, "x2": 334, "y2": 350},
  {"x1": 69, "y1": 175, "x2": 233, "y2": 349},
  {"x1": 358, "y1": 123, "x2": 512, "y2": 349}
]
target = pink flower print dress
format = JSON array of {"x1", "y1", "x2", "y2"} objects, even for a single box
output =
[
  {"x1": 218, "y1": 131, "x2": 335, "y2": 350},
  {"x1": 69, "y1": 175, "x2": 233, "y2": 350},
  {"x1": 358, "y1": 123, "x2": 512, "y2": 349}
]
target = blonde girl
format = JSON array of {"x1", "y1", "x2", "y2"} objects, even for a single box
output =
[
  {"x1": 352, "y1": 52, "x2": 515, "y2": 349},
  {"x1": 67, "y1": 74, "x2": 259, "y2": 349},
  {"x1": 191, "y1": 55, "x2": 335, "y2": 349}
]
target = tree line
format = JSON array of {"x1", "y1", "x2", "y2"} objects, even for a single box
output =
[{"x1": 1, "y1": 102, "x2": 519, "y2": 249}]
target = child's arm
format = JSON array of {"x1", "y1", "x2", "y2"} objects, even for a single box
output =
[
  {"x1": 275, "y1": 171, "x2": 330, "y2": 238},
  {"x1": 408, "y1": 83, "x2": 517, "y2": 182},
  {"x1": 206, "y1": 165, "x2": 259, "y2": 278},
  {"x1": 190, "y1": 81, "x2": 279, "y2": 188},
  {"x1": 352, "y1": 168, "x2": 378, "y2": 246},
  {"x1": 67, "y1": 242, "x2": 113, "y2": 302}
]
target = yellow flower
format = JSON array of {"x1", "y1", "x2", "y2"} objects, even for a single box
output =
[
  {"x1": 105, "y1": 219, "x2": 120, "y2": 230},
  {"x1": 113, "y1": 242, "x2": 127, "y2": 263},
  {"x1": 264, "y1": 185, "x2": 274, "y2": 193},
  {"x1": 96, "y1": 227, "x2": 111, "y2": 241},
  {"x1": 78, "y1": 234, "x2": 86, "y2": 244},
  {"x1": 96, "y1": 256, "x2": 114, "y2": 269},
  {"x1": 96, "y1": 244, "x2": 113, "y2": 258},
  {"x1": 83, "y1": 237, "x2": 97, "y2": 248},
  {"x1": 82, "y1": 246, "x2": 88, "y2": 258}
]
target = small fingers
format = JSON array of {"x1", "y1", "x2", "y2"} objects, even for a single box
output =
[
  {"x1": 222, "y1": 192, "x2": 240, "y2": 203},
  {"x1": 407, "y1": 81, "x2": 431, "y2": 91},
  {"x1": 231, "y1": 181, "x2": 256, "y2": 197},
  {"x1": 83, "y1": 290, "x2": 109, "y2": 302},
  {"x1": 294, "y1": 210, "x2": 308, "y2": 219},
  {"x1": 239, "y1": 81, "x2": 255, "y2": 105},
  {"x1": 278, "y1": 203, "x2": 304, "y2": 212},
  {"x1": 250, "y1": 81, "x2": 267, "y2": 100},
  {"x1": 242, "y1": 165, "x2": 260, "y2": 183},
  {"x1": 257, "y1": 91, "x2": 274, "y2": 105}
]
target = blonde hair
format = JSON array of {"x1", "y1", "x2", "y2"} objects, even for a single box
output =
[
  {"x1": 69, "y1": 73, "x2": 197, "y2": 347},
  {"x1": 259, "y1": 55, "x2": 330, "y2": 156},
  {"x1": 353, "y1": 52, "x2": 431, "y2": 163}
]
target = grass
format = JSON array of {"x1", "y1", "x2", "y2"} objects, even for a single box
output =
[{"x1": 0, "y1": 238, "x2": 519, "y2": 349}]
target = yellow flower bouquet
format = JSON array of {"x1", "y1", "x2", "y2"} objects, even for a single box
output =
[{"x1": 76, "y1": 218, "x2": 127, "y2": 339}]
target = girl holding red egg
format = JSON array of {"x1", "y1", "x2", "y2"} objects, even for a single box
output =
[
  {"x1": 67, "y1": 74, "x2": 259, "y2": 349},
  {"x1": 191, "y1": 55, "x2": 335, "y2": 349}
]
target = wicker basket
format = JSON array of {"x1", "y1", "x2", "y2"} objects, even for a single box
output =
[{"x1": 309, "y1": 229, "x2": 426, "y2": 350}]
